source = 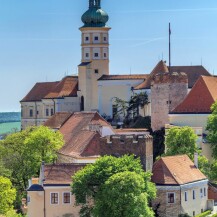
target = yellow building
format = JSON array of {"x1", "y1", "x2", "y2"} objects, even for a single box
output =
[{"x1": 27, "y1": 163, "x2": 85, "y2": 217}]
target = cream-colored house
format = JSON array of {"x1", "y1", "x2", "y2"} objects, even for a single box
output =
[
  {"x1": 152, "y1": 155, "x2": 209, "y2": 217},
  {"x1": 27, "y1": 163, "x2": 85, "y2": 217}
]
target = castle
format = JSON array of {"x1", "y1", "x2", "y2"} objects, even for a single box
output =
[{"x1": 20, "y1": 0, "x2": 211, "y2": 131}]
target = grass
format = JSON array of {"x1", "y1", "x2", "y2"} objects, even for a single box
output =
[{"x1": 0, "y1": 122, "x2": 21, "y2": 135}]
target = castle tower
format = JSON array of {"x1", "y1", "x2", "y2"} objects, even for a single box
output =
[
  {"x1": 78, "y1": 0, "x2": 111, "y2": 111},
  {"x1": 151, "y1": 72, "x2": 188, "y2": 131}
]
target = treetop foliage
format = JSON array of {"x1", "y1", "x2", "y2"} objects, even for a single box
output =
[
  {"x1": 72, "y1": 155, "x2": 156, "y2": 217},
  {"x1": 165, "y1": 126, "x2": 198, "y2": 157}
]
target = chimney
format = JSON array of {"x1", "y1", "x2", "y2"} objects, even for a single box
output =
[{"x1": 194, "y1": 153, "x2": 198, "y2": 168}]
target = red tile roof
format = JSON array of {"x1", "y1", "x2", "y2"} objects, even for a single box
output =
[
  {"x1": 44, "y1": 112, "x2": 73, "y2": 129},
  {"x1": 58, "y1": 112, "x2": 113, "y2": 158},
  {"x1": 134, "y1": 62, "x2": 210, "y2": 90},
  {"x1": 45, "y1": 76, "x2": 78, "y2": 98},
  {"x1": 172, "y1": 76, "x2": 217, "y2": 113},
  {"x1": 152, "y1": 155, "x2": 207, "y2": 185},
  {"x1": 43, "y1": 163, "x2": 86, "y2": 185},
  {"x1": 98, "y1": 74, "x2": 148, "y2": 81},
  {"x1": 134, "y1": 60, "x2": 169, "y2": 90},
  {"x1": 20, "y1": 76, "x2": 78, "y2": 102},
  {"x1": 21, "y1": 81, "x2": 59, "y2": 102}
]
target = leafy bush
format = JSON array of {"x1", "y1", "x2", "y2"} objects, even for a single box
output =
[
  {"x1": 195, "y1": 210, "x2": 211, "y2": 217},
  {"x1": 211, "y1": 213, "x2": 217, "y2": 217}
]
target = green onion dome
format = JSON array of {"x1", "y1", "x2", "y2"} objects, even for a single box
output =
[{"x1": 81, "y1": 0, "x2": 109, "y2": 27}]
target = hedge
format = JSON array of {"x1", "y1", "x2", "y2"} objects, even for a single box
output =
[{"x1": 195, "y1": 210, "x2": 211, "y2": 217}]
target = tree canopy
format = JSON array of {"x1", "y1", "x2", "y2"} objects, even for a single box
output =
[
  {"x1": 0, "y1": 176, "x2": 16, "y2": 215},
  {"x1": 165, "y1": 126, "x2": 198, "y2": 157},
  {"x1": 0, "y1": 126, "x2": 64, "y2": 209},
  {"x1": 207, "y1": 101, "x2": 217, "y2": 159},
  {"x1": 72, "y1": 155, "x2": 156, "y2": 217}
]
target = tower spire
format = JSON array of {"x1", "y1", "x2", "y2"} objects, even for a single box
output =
[{"x1": 89, "y1": 0, "x2": 101, "y2": 8}]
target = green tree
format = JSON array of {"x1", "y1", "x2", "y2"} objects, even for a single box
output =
[
  {"x1": 0, "y1": 176, "x2": 16, "y2": 215},
  {"x1": 165, "y1": 126, "x2": 198, "y2": 157},
  {"x1": 72, "y1": 155, "x2": 156, "y2": 217},
  {"x1": 207, "y1": 101, "x2": 217, "y2": 159},
  {"x1": 113, "y1": 97, "x2": 128, "y2": 119},
  {"x1": 0, "y1": 126, "x2": 64, "y2": 207},
  {"x1": 94, "y1": 171, "x2": 155, "y2": 217},
  {"x1": 127, "y1": 92, "x2": 149, "y2": 118}
]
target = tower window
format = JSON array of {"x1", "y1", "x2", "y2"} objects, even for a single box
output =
[
  {"x1": 95, "y1": 69, "x2": 99, "y2": 74},
  {"x1": 104, "y1": 53, "x2": 107, "y2": 58},
  {"x1": 94, "y1": 53, "x2": 99, "y2": 57},
  {"x1": 94, "y1": 36, "x2": 99, "y2": 41},
  {"x1": 104, "y1": 36, "x2": 107, "y2": 41},
  {"x1": 85, "y1": 36, "x2": 89, "y2": 41},
  {"x1": 85, "y1": 53, "x2": 89, "y2": 58}
]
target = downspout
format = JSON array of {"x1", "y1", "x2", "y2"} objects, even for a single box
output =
[
  {"x1": 41, "y1": 162, "x2": 46, "y2": 217},
  {"x1": 180, "y1": 185, "x2": 182, "y2": 215}
]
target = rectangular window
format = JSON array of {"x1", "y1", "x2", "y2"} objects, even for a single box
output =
[
  {"x1": 104, "y1": 53, "x2": 107, "y2": 58},
  {"x1": 30, "y1": 109, "x2": 33, "y2": 117},
  {"x1": 63, "y1": 192, "x2": 71, "y2": 204},
  {"x1": 193, "y1": 211, "x2": 195, "y2": 216},
  {"x1": 85, "y1": 36, "x2": 89, "y2": 41},
  {"x1": 51, "y1": 193, "x2": 58, "y2": 204},
  {"x1": 94, "y1": 53, "x2": 99, "y2": 57},
  {"x1": 51, "y1": 108, "x2": 54, "y2": 116},
  {"x1": 200, "y1": 188, "x2": 203, "y2": 198},
  {"x1": 204, "y1": 188, "x2": 206, "y2": 196},
  {"x1": 94, "y1": 69, "x2": 99, "y2": 74},
  {"x1": 94, "y1": 36, "x2": 99, "y2": 41},
  {"x1": 193, "y1": 190, "x2": 195, "y2": 200},
  {"x1": 37, "y1": 111, "x2": 39, "y2": 115},
  {"x1": 185, "y1": 191, "x2": 188, "y2": 201},
  {"x1": 168, "y1": 193, "x2": 175, "y2": 204},
  {"x1": 46, "y1": 108, "x2": 49, "y2": 116},
  {"x1": 104, "y1": 36, "x2": 107, "y2": 41},
  {"x1": 85, "y1": 53, "x2": 89, "y2": 58}
]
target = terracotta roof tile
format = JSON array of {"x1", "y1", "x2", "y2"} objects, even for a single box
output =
[
  {"x1": 134, "y1": 62, "x2": 210, "y2": 90},
  {"x1": 20, "y1": 81, "x2": 59, "y2": 102},
  {"x1": 134, "y1": 60, "x2": 169, "y2": 90},
  {"x1": 98, "y1": 74, "x2": 148, "y2": 81},
  {"x1": 172, "y1": 76, "x2": 217, "y2": 113},
  {"x1": 20, "y1": 76, "x2": 78, "y2": 102},
  {"x1": 43, "y1": 164, "x2": 86, "y2": 185},
  {"x1": 44, "y1": 112, "x2": 73, "y2": 129},
  {"x1": 57, "y1": 112, "x2": 113, "y2": 158},
  {"x1": 45, "y1": 76, "x2": 78, "y2": 98},
  {"x1": 152, "y1": 155, "x2": 207, "y2": 185}
]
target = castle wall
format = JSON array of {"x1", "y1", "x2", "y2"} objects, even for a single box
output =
[
  {"x1": 100, "y1": 134, "x2": 153, "y2": 171},
  {"x1": 151, "y1": 72, "x2": 188, "y2": 131}
]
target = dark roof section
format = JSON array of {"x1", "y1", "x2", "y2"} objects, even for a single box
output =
[
  {"x1": 21, "y1": 81, "x2": 59, "y2": 102},
  {"x1": 170, "y1": 65, "x2": 211, "y2": 88},
  {"x1": 172, "y1": 76, "x2": 217, "y2": 114},
  {"x1": 134, "y1": 62, "x2": 211, "y2": 90},
  {"x1": 98, "y1": 74, "x2": 148, "y2": 81},
  {"x1": 43, "y1": 163, "x2": 86, "y2": 185},
  {"x1": 21, "y1": 76, "x2": 78, "y2": 102},
  {"x1": 27, "y1": 184, "x2": 44, "y2": 192},
  {"x1": 78, "y1": 62, "x2": 91, "y2": 67},
  {"x1": 44, "y1": 112, "x2": 73, "y2": 129}
]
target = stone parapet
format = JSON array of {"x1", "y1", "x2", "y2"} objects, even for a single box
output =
[{"x1": 100, "y1": 134, "x2": 153, "y2": 171}]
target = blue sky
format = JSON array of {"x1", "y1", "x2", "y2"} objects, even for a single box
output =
[{"x1": 1, "y1": 0, "x2": 217, "y2": 112}]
